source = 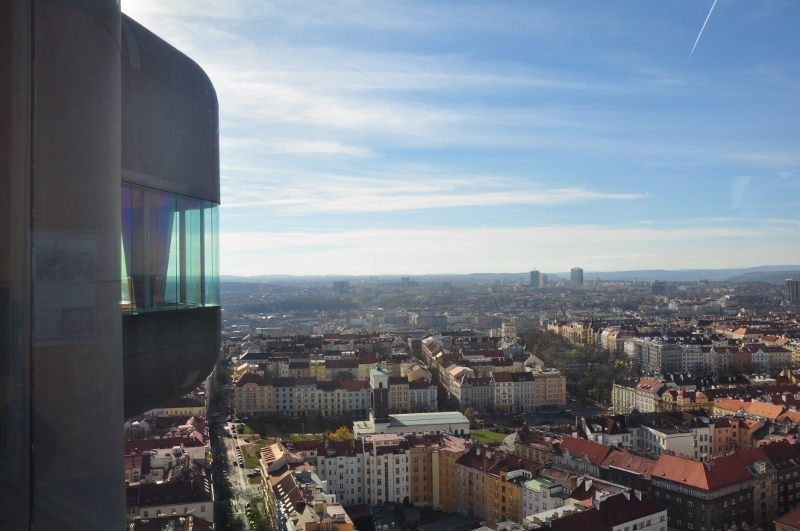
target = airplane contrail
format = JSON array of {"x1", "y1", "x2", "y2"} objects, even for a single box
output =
[{"x1": 688, "y1": 0, "x2": 718, "y2": 62}]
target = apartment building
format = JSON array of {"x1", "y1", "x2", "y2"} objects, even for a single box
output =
[
  {"x1": 389, "y1": 377, "x2": 410, "y2": 414},
  {"x1": 549, "y1": 490, "x2": 666, "y2": 531},
  {"x1": 432, "y1": 436, "x2": 467, "y2": 512},
  {"x1": 738, "y1": 448, "x2": 779, "y2": 529},
  {"x1": 651, "y1": 452, "x2": 754, "y2": 531},
  {"x1": 629, "y1": 411, "x2": 713, "y2": 461},
  {"x1": 316, "y1": 439, "x2": 366, "y2": 506},
  {"x1": 233, "y1": 373, "x2": 369, "y2": 418},
  {"x1": 408, "y1": 436, "x2": 437, "y2": 506},
  {"x1": 455, "y1": 446, "x2": 492, "y2": 521},
  {"x1": 522, "y1": 475, "x2": 571, "y2": 518},
  {"x1": 408, "y1": 380, "x2": 438, "y2": 413},
  {"x1": 531, "y1": 368, "x2": 567, "y2": 412},
  {"x1": 712, "y1": 417, "x2": 761, "y2": 455},
  {"x1": 485, "y1": 460, "x2": 535, "y2": 525},
  {"x1": 555, "y1": 437, "x2": 614, "y2": 477},
  {"x1": 452, "y1": 376, "x2": 494, "y2": 410},
  {"x1": 364, "y1": 434, "x2": 411, "y2": 506},
  {"x1": 760, "y1": 441, "x2": 800, "y2": 516},
  {"x1": 514, "y1": 425, "x2": 558, "y2": 465},
  {"x1": 126, "y1": 464, "x2": 214, "y2": 523},
  {"x1": 234, "y1": 373, "x2": 274, "y2": 417}
]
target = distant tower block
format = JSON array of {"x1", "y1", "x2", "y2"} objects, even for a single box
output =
[
  {"x1": 530, "y1": 270, "x2": 540, "y2": 288},
  {"x1": 540, "y1": 274, "x2": 548, "y2": 288},
  {"x1": 787, "y1": 279, "x2": 799, "y2": 303},
  {"x1": 571, "y1": 267, "x2": 584, "y2": 288},
  {"x1": 333, "y1": 280, "x2": 350, "y2": 294}
]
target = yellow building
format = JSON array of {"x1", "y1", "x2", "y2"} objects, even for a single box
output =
[
  {"x1": 389, "y1": 376, "x2": 410, "y2": 414},
  {"x1": 531, "y1": 368, "x2": 566, "y2": 411},
  {"x1": 233, "y1": 372, "x2": 274, "y2": 417},
  {"x1": 660, "y1": 389, "x2": 714, "y2": 412},
  {"x1": 433, "y1": 437, "x2": 466, "y2": 512},
  {"x1": 484, "y1": 458, "x2": 535, "y2": 525},
  {"x1": 514, "y1": 424, "x2": 557, "y2": 464},
  {"x1": 309, "y1": 360, "x2": 326, "y2": 381},
  {"x1": 409, "y1": 437, "x2": 437, "y2": 507}
]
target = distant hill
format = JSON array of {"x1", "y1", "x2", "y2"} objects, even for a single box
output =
[
  {"x1": 727, "y1": 270, "x2": 800, "y2": 285},
  {"x1": 220, "y1": 265, "x2": 800, "y2": 284},
  {"x1": 558, "y1": 265, "x2": 800, "y2": 283},
  {"x1": 220, "y1": 281, "x2": 296, "y2": 293}
]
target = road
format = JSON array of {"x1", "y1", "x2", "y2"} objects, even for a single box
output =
[{"x1": 220, "y1": 424, "x2": 263, "y2": 526}]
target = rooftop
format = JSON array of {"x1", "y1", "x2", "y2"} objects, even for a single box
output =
[{"x1": 387, "y1": 411, "x2": 469, "y2": 428}]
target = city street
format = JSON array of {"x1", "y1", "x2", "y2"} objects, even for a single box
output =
[{"x1": 220, "y1": 424, "x2": 263, "y2": 526}]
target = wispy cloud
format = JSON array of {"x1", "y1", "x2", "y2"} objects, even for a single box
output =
[
  {"x1": 222, "y1": 174, "x2": 645, "y2": 214},
  {"x1": 120, "y1": 1, "x2": 800, "y2": 275}
]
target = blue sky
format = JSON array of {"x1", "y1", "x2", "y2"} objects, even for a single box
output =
[{"x1": 124, "y1": 0, "x2": 800, "y2": 276}]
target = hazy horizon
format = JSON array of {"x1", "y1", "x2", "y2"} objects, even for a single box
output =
[{"x1": 124, "y1": 1, "x2": 800, "y2": 276}]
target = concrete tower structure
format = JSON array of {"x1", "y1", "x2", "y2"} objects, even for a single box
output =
[{"x1": 1, "y1": 3, "x2": 220, "y2": 528}]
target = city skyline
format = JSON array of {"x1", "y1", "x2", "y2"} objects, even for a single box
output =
[{"x1": 123, "y1": 0, "x2": 800, "y2": 276}]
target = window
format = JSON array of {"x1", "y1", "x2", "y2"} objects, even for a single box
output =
[{"x1": 121, "y1": 185, "x2": 219, "y2": 311}]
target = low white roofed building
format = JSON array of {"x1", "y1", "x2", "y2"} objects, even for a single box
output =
[{"x1": 353, "y1": 411, "x2": 469, "y2": 437}]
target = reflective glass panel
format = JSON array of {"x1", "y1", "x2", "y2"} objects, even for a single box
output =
[
  {"x1": 178, "y1": 196, "x2": 203, "y2": 306},
  {"x1": 121, "y1": 185, "x2": 219, "y2": 312},
  {"x1": 204, "y1": 202, "x2": 219, "y2": 306},
  {"x1": 146, "y1": 189, "x2": 178, "y2": 308}
]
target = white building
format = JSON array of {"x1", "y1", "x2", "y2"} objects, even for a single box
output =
[
  {"x1": 408, "y1": 380, "x2": 438, "y2": 412},
  {"x1": 364, "y1": 434, "x2": 410, "y2": 506},
  {"x1": 316, "y1": 439, "x2": 365, "y2": 506},
  {"x1": 353, "y1": 411, "x2": 470, "y2": 438},
  {"x1": 522, "y1": 476, "x2": 572, "y2": 518},
  {"x1": 630, "y1": 413, "x2": 713, "y2": 461}
]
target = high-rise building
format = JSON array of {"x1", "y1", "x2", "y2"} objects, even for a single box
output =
[
  {"x1": 1, "y1": 3, "x2": 220, "y2": 528},
  {"x1": 787, "y1": 279, "x2": 799, "y2": 303},
  {"x1": 540, "y1": 274, "x2": 548, "y2": 288},
  {"x1": 333, "y1": 280, "x2": 350, "y2": 294},
  {"x1": 570, "y1": 267, "x2": 584, "y2": 287},
  {"x1": 529, "y1": 270, "x2": 540, "y2": 288}
]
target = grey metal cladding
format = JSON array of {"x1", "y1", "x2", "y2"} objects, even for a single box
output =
[{"x1": 120, "y1": 14, "x2": 219, "y2": 204}]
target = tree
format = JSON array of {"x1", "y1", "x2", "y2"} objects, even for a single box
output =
[
  {"x1": 464, "y1": 407, "x2": 476, "y2": 428},
  {"x1": 332, "y1": 425, "x2": 351, "y2": 440}
]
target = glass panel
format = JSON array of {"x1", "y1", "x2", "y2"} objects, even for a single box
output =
[
  {"x1": 147, "y1": 189, "x2": 178, "y2": 308},
  {"x1": 129, "y1": 186, "x2": 147, "y2": 310},
  {"x1": 178, "y1": 196, "x2": 203, "y2": 306},
  {"x1": 121, "y1": 185, "x2": 219, "y2": 312},
  {"x1": 164, "y1": 209, "x2": 180, "y2": 305},
  {"x1": 121, "y1": 184, "x2": 132, "y2": 308},
  {"x1": 203, "y1": 202, "x2": 219, "y2": 306}
]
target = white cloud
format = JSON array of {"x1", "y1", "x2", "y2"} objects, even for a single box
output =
[
  {"x1": 219, "y1": 223, "x2": 793, "y2": 276},
  {"x1": 221, "y1": 173, "x2": 645, "y2": 214}
]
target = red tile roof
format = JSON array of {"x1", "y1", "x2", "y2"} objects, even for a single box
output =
[
  {"x1": 774, "y1": 506, "x2": 800, "y2": 529},
  {"x1": 556, "y1": 437, "x2": 613, "y2": 466},
  {"x1": 551, "y1": 508, "x2": 610, "y2": 531},
  {"x1": 595, "y1": 492, "x2": 665, "y2": 527},
  {"x1": 600, "y1": 449, "x2": 657, "y2": 479},
  {"x1": 651, "y1": 453, "x2": 751, "y2": 491}
]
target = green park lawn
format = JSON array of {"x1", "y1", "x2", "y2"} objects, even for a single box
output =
[
  {"x1": 242, "y1": 445, "x2": 260, "y2": 469},
  {"x1": 470, "y1": 430, "x2": 508, "y2": 444}
]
